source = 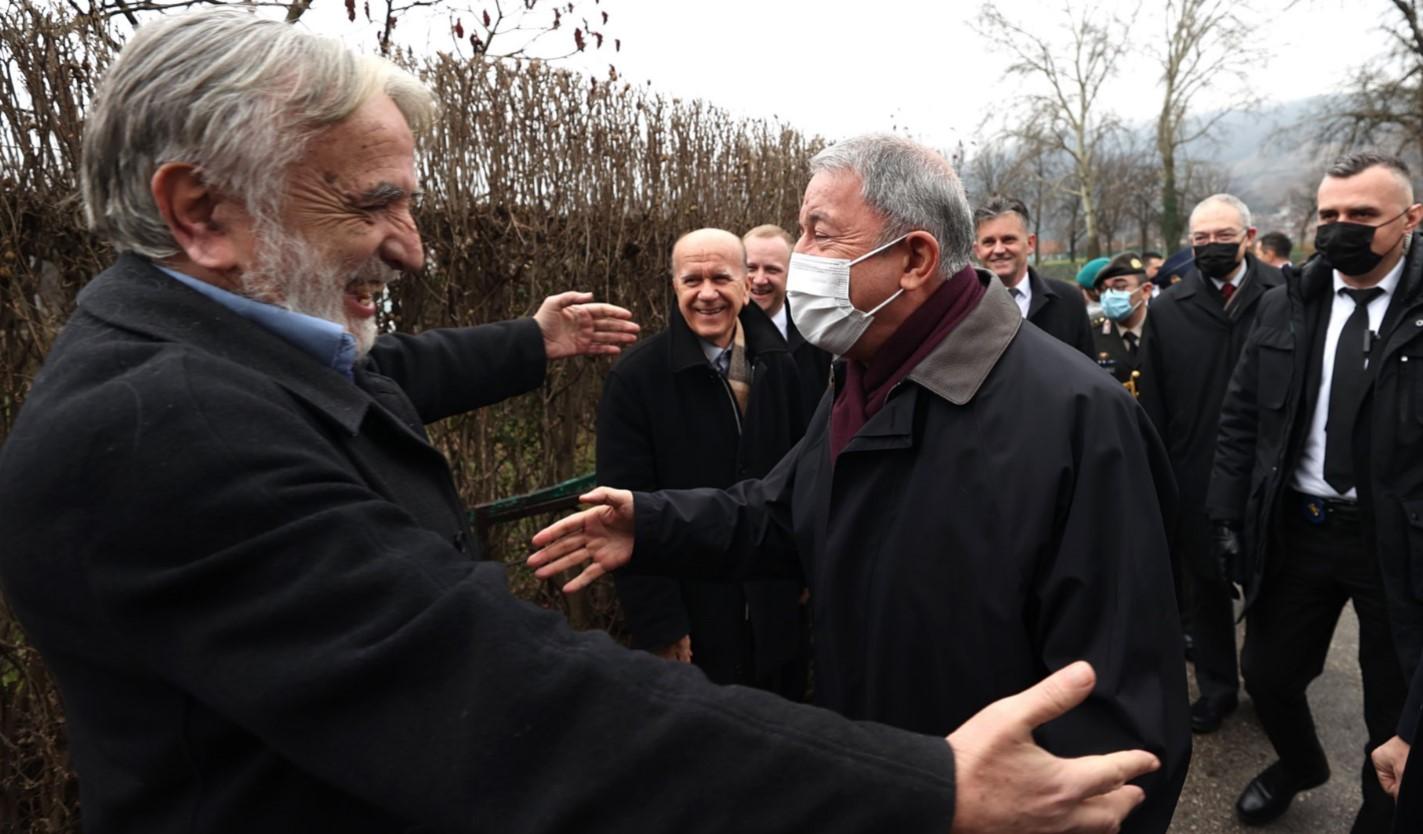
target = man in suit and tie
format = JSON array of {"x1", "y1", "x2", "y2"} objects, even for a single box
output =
[
  {"x1": 1210, "y1": 152, "x2": 1422, "y2": 831},
  {"x1": 972, "y1": 197, "x2": 1095, "y2": 358},
  {"x1": 1091, "y1": 253, "x2": 1151, "y2": 391},
  {"x1": 744, "y1": 224, "x2": 832, "y2": 416},
  {"x1": 1139, "y1": 194, "x2": 1284, "y2": 738}
]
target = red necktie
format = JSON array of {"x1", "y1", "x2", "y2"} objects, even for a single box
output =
[{"x1": 1220, "y1": 282, "x2": 1236, "y2": 302}]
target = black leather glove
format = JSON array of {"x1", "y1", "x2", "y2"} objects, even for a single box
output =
[{"x1": 1211, "y1": 522, "x2": 1243, "y2": 600}]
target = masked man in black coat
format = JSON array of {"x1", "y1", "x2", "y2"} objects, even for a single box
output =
[
  {"x1": 1210, "y1": 153, "x2": 1423, "y2": 832},
  {"x1": 533, "y1": 134, "x2": 1191, "y2": 834},
  {"x1": 972, "y1": 196, "x2": 1096, "y2": 359},
  {"x1": 600, "y1": 228, "x2": 810, "y2": 697},
  {"x1": 1138, "y1": 194, "x2": 1284, "y2": 736},
  {"x1": 0, "y1": 11, "x2": 1164, "y2": 834}
]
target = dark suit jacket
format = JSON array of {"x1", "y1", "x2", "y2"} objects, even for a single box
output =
[
  {"x1": 1026, "y1": 267, "x2": 1095, "y2": 358},
  {"x1": 599, "y1": 303, "x2": 809, "y2": 684},
  {"x1": 0, "y1": 255, "x2": 956, "y2": 833}
]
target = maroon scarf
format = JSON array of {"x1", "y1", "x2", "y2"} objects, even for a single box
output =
[{"x1": 829, "y1": 265, "x2": 985, "y2": 458}]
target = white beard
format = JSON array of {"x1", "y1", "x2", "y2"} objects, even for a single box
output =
[{"x1": 241, "y1": 224, "x2": 398, "y2": 357}]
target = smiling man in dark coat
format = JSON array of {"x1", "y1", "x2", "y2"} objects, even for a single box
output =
[
  {"x1": 1138, "y1": 194, "x2": 1283, "y2": 736},
  {"x1": 972, "y1": 196, "x2": 1096, "y2": 358},
  {"x1": 0, "y1": 10, "x2": 1168, "y2": 834},
  {"x1": 532, "y1": 134, "x2": 1191, "y2": 834},
  {"x1": 600, "y1": 228, "x2": 810, "y2": 697}
]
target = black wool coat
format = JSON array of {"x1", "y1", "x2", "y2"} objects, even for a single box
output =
[
  {"x1": 1209, "y1": 238, "x2": 1423, "y2": 743},
  {"x1": 626, "y1": 273, "x2": 1192, "y2": 834},
  {"x1": 0, "y1": 255, "x2": 960, "y2": 834},
  {"x1": 1026, "y1": 266, "x2": 1096, "y2": 358},
  {"x1": 1139, "y1": 255, "x2": 1283, "y2": 574},
  {"x1": 598, "y1": 301, "x2": 809, "y2": 682},
  {"x1": 785, "y1": 308, "x2": 834, "y2": 418}
]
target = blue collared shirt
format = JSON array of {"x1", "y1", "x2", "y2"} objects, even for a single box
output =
[{"x1": 159, "y1": 267, "x2": 359, "y2": 380}]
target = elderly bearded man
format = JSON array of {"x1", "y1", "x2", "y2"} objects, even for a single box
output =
[
  {"x1": 0, "y1": 10, "x2": 1169, "y2": 834},
  {"x1": 532, "y1": 134, "x2": 1192, "y2": 834}
]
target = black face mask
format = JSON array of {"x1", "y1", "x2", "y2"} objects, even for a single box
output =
[
  {"x1": 1314, "y1": 211, "x2": 1407, "y2": 277},
  {"x1": 1192, "y1": 242, "x2": 1242, "y2": 280}
]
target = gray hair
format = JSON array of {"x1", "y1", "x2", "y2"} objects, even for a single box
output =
[
  {"x1": 1189, "y1": 193, "x2": 1253, "y2": 231},
  {"x1": 82, "y1": 8, "x2": 437, "y2": 257},
  {"x1": 809, "y1": 134, "x2": 975, "y2": 278}
]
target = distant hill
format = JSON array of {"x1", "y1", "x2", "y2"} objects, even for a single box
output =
[{"x1": 1176, "y1": 96, "x2": 1331, "y2": 226}]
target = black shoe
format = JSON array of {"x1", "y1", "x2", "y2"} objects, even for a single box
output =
[
  {"x1": 1189, "y1": 695, "x2": 1237, "y2": 734},
  {"x1": 1235, "y1": 761, "x2": 1329, "y2": 826}
]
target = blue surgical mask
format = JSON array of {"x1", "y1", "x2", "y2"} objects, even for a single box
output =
[{"x1": 1100, "y1": 288, "x2": 1141, "y2": 322}]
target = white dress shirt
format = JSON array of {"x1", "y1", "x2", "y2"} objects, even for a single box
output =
[
  {"x1": 1210, "y1": 260, "x2": 1247, "y2": 294},
  {"x1": 769, "y1": 303, "x2": 789, "y2": 340},
  {"x1": 1291, "y1": 257, "x2": 1406, "y2": 500},
  {"x1": 1008, "y1": 269, "x2": 1032, "y2": 318}
]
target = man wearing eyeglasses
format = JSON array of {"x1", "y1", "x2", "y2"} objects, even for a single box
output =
[
  {"x1": 1138, "y1": 194, "x2": 1284, "y2": 741},
  {"x1": 1209, "y1": 152, "x2": 1423, "y2": 831}
]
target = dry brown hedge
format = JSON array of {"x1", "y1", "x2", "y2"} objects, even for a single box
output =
[{"x1": 0, "y1": 5, "x2": 821, "y2": 829}]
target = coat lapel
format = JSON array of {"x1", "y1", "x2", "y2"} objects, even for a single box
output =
[
  {"x1": 78, "y1": 254, "x2": 374, "y2": 435},
  {"x1": 1026, "y1": 268, "x2": 1051, "y2": 320}
]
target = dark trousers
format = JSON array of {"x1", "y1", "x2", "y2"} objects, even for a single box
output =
[
  {"x1": 1189, "y1": 553, "x2": 1240, "y2": 704},
  {"x1": 1242, "y1": 496, "x2": 1407, "y2": 834}
]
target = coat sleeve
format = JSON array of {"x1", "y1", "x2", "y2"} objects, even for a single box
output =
[
  {"x1": 628, "y1": 438, "x2": 807, "y2": 582},
  {"x1": 595, "y1": 370, "x2": 692, "y2": 651},
  {"x1": 75, "y1": 355, "x2": 955, "y2": 834},
  {"x1": 366, "y1": 319, "x2": 547, "y2": 423},
  {"x1": 1206, "y1": 311, "x2": 1265, "y2": 524},
  {"x1": 1137, "y1": 314, "x2": 1169, "y2": 438},
  {"x1": 1401, "y1": 652, "x2": 1423, "y2": 743},
  {"x1": 1031, "y1": 389, "x2": 1191, "y2": 834}
]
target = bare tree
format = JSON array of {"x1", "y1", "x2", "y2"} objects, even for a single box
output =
[
  {"x1": 1153, "y1": 0, "x2": 1256, "y2": 251},
  {"x1": 1310, "y1": 0, "x2": 1423, "y2": 164},
  {"x1": 976, "y1": 1, "x2": 1129, "y2": 259},
  {"x1": 58, "y1": 0, "x2": 616, "y2": 60}
]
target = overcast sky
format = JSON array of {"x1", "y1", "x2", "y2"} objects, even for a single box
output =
[{"x1": 295, "y1": 0, "x2": 1388, "y2": 150}]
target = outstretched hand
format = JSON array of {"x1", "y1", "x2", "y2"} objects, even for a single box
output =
[
  {"x1": 948, "y1": 661, "x2": 1160, "y2": 834},
  {"x1": 534, "y1": 291, "x2": 640, "y2": 360},
  {"x1": 528, "y1": 487, "x2": 636, "y2": 592}
]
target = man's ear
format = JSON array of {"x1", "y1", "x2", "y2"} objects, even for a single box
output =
[
  {"x1": 150, "y1": 162, "x2": 251, "y2": 277},
  {"x1": 1404, "y1": 203, "x2": 1423, "y2": 235},
  {"x1": 899, "y1": 231, "x2": 942, "y2": 292}
]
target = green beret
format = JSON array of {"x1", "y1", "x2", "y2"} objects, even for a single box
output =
[{"x1": 1075, "y1": 256, "x2": 1111, "y2": 289}]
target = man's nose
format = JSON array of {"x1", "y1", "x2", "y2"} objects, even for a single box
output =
[{"x1": 379, "y1": 220, "x2": 424, "y2": 273}]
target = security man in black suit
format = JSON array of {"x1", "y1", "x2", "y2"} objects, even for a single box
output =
[
  {"x1": 972, "y1": 196, "x2": 1095, "y2": 358},
  {"x1": 1091, "y1": 253, "x2": 1151, "y2": 390},
  {"x1": 1139, "y1": 194, "x2": 1284, "y2": 738},
  {"x1": 1210, "y1": 152, "x2": 1422, "y2": 831}
]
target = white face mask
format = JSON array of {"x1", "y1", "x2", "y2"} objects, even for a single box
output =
[{"x1": 785, "y1": 235, "x2": 909, "y2": 356}]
